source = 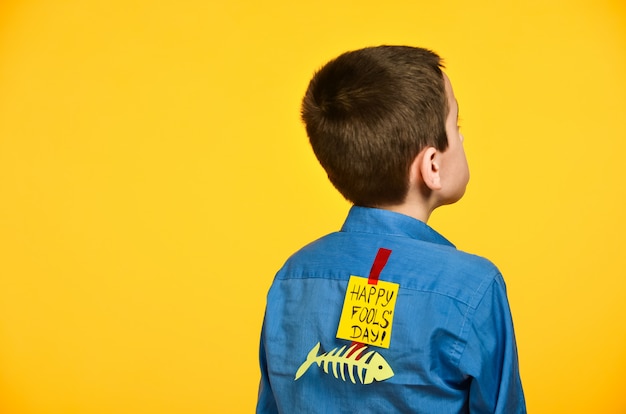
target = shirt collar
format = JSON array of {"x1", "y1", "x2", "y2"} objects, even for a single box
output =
[{"x1": 340, "y1": 206, "x2": 455, "y2": 248}]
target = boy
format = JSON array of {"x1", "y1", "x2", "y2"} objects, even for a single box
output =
[{"x1": 257, "y1": 46, "x2": 526, "y2": 413}]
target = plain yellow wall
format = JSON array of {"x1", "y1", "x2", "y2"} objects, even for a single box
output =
[{"x1": 1, "y1": 1, "x2": 625, "y2": 413}]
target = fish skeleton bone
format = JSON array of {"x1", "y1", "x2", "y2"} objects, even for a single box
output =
[{"x1": 294, "y1": 342, "x2": 394, "y2": 384}]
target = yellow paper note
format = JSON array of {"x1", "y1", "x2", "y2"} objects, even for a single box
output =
[{"x1": 336, "y1": 276, "x2": 399, "y2": 349}]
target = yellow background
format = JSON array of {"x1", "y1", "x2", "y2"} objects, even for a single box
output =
[{"x1": 0, "y1": 0, "x2": 624, "y2": 413}]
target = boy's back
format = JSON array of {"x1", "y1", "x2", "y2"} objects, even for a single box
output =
[{"x1": 258, "y1": 207, "x2": 524, "y2": 413}]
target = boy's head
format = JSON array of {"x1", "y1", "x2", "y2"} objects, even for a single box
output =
[{"x1": 301, "y1": 45, "x2": 467, "y2": 208}]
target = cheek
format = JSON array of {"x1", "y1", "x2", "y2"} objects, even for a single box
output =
[
  {"x1": 456, "y1": 149, "x2": 470, "y2": 186},
  {"x1": 463, "y1": 154, "x2": 470, "y2": 183},
  {"x1": 462, "y1": 150, "x2": 469, "y2": 174}
]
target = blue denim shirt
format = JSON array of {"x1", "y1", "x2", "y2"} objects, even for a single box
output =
[{"x1": 258, "y1": 206, "x2": 526, "y2": 413}]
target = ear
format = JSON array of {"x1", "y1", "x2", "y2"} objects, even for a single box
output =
[{"x1": 417, "y1": 147, "x2": 442, "y2": 191}]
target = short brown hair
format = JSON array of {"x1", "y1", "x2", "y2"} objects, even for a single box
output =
[{"x1": 301, "y1": 46, "x2": 448, "y2": 206}]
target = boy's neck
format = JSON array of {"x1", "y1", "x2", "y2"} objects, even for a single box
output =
[{"x1": 379, "y1": 199, "x2": 435, "y2": 224}]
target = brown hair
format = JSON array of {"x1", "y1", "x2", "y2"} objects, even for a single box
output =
[{"x1": 301, "y1": 45, "x2": 448, "y2": 206}]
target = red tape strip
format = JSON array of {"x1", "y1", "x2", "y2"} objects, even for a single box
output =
[{"x1": 367, "y1": 247, "x2": 392, "y2": 285}]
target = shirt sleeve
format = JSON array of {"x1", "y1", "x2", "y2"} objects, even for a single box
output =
[
  {"x1": 256, "y1": 321, "x2": 279, "y2": 414},
  {"x1": 458, "y1": 273, "x2": 526, "y2": 414}
]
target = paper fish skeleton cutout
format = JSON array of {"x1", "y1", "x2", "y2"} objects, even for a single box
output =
[{"x1": 294, "y1": 342, "x2": 394, "y2": 384}]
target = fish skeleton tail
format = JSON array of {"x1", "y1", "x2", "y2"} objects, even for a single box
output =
[{"x1": 294, "y1": 342, "x2": 321, "y2": 380}]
